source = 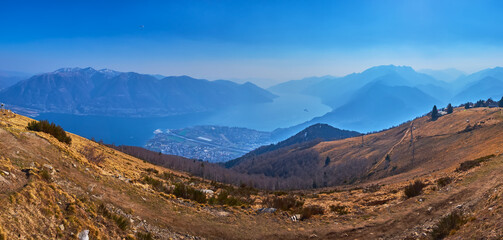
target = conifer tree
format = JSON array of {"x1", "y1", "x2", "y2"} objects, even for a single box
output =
[
  {"x1": 499, "y1": 97, "x2": 503, "y2": 108},
  {"x1": 446, "y1": 103, "x2": 453, "y2": 114},
  {"x1": 431, "y1": 105, "x2": 439, "y2": 121},
  {"x1": 474, "y1": 100, "x2": 485, "y2": 108}
]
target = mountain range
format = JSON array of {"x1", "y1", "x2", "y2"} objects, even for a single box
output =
[
  {"x1": 268, "y1": 65, "x2": 503, "y2": 134},
  {"x1": 0, "y1": 67, "x2": 276, "y2": 116},
  {"x1": 3, "y1": 65, "x2": 503, "y2": 145}
]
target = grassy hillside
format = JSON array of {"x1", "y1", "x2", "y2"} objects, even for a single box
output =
[
  {"x1": 229, "y1": 107, "x2": 503, "y2": 188},
  {"x1": 3, "y1": 108, "x2": 503, "y2": 239},
  {"x1": 0, "y1": 110, "x2": 312, "y2": 239}
]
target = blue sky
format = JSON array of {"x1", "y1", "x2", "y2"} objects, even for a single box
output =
[{"x1": 1, "y1": 0, "x2": 503, "y2": 86}]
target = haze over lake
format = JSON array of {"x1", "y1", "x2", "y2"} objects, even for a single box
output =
[{"x1": 36, "y1": 93, "x2": 330, "y2": 146}]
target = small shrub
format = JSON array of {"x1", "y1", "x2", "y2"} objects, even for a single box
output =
[
  {"x1": 365, "y1": 199, "x2": 390, "y2": 206},
  {"x1": 363, "y1": 184, "x2": 381, "y2": 193},
  {"x1": 436, "y1": 177, "x2": 452, "y2": 187},
  {"x1": 273, "y1": 191, "x2": 288, "y2": 196},
  {"x1": 263, "y1": 195, "x2": 304, "y2": 211},
  {"x1": 98, "y1": 204, "x2": 129, "y2": 230},
  {"x1": 301, "y1": 205, "x2": 324, "y2": 220},
  {"x1": 98, "y1": 203, "x2": 111, "y2": 218},
  {"x1": 39, "y1": 169, "x2": 52, "y2": 182},
  {"x1": 404, "y1": 180, "x2": 427, "y2": 198},
  {"x1": 215, "y1": 190, "x2": 240, "y2": 206},
  {"x1": 136, "y1": 232, "x2": 154, "y2": 240},
  {"x1": 456, "y1": 155, "x2": 495, "y2": 172},
  {"x1": 173, "y1": 183, "x2": 207, "y2": 203},
  {"x1": 27, "y1": 120, "x2": 71, "y2": 144},
  {"x1": 207, "y1": 196, "x2": 217, "y2": 205},
  {"x1": 329, "y1": 204, "x2": 348, "y2": 215},
  {"x1": 112, "y1": 214, "x2": 130, "y2": 230},
  {"x1": 430, "y1": 211, "x2": 466, "y2": 239},
  {"x1": 66, "y1": 203, "x2": 77, "y2": 215},
  {"x1": 79, "y1": 146, "x2": 106, "y2": 164},
  {"x1": 144, "y1": 168, "x2": 159, "y2": 174},
  {"x1": 158, "y1": 171, "x2": 174, "y2": 180},
  {"x1": 142, "y1": 176, "x2": 170, "y2": 194}
]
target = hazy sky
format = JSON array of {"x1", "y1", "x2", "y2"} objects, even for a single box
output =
[{"x1": 1, "y1": 0, "x2": 503, "y2": 87}]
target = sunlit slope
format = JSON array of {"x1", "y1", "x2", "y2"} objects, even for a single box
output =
[
  {"x1": 318, "y1": 107, "x2": 503, "y2": 184},
  {"x1": 0, "y1": 111, "x2": 308, "y2": 239},
  {"x1": 230, "y1": 107, "x2": 503, "y2": 187}
]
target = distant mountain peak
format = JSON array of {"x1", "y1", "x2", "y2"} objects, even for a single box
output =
[
  {"x1": 161, "y1": 75, "x2": 198, "y2": 81},
  {"x1": 54, "y1": 67, "x2": 96, "y2": 73},
  {"x1": 98, "y1": 68, "x2": 121, "y2": 77},
  {"x1": 0, "y1": 68, "x2": 277, "y2": 117},
  {"x1": 364, "y1": 64, "x2": 415, "y2": 74}
]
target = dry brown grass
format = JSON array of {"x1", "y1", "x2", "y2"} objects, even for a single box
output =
[{"x1": 2, "y1": 108, "x2": 503, "y2": 239}]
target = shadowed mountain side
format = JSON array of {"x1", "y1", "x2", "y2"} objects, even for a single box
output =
[
  {"x1": 451, "y1": 67, "x2": 503, "y2": 92},
  {"x1": 270, "y1": 65, "x2": 449, "y2": 108},
  {"x1": 275, "y1": 81, "x2": 440, "y2": 136},
  {"x1": 452, "y1": 76, "x2": 503, "y2": 104},
  {"x1": 109, "y1": 145, "x2": 316, "y2": 190},
  {"x1": 226, "y1": 123, "x2": 360, "y2": 168}
]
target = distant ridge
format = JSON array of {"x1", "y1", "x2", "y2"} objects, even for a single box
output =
[{"x1": 0, "y1": 67, "x2": 277, "y2": 117}]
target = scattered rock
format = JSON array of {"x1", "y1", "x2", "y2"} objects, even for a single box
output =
[
  {"x1": 291, "y1": 214, "x2": 301, "y2": 222},
  {"x1": 78, "y1": 229, "x2": 89, "y2": 240},
  {"x1": 216, "y1": 211, "x2": 230, "y2": 217},
  {"x1": 0, "y1": 175, "x2": 9, "y2": 184},
  {"x1": 257, "y1": 208, "x2": 276, "y2": 214},
  {"x1": 456, "y1": 204, "x2": 463, "y2": 209},
  {"x1": 200, "y1": 189, "x2": 214, "y2": 195},
  {"x1": 43, "y1": 164, "x2": 53, "y2": 170},
  {"x1": 59, "y1": 224, "x2": 65, "y2": 231}
]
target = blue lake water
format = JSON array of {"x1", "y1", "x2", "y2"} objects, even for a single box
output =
[
  {"x1": 35, "y1": 112, "x2": 213, "y2": 146},
  {"x1": 36, "y1": 94, "x2": 331, "y2": 146}
]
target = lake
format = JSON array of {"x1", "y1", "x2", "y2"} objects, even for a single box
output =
[{"x1": 36, "y1": 93, "x2": 331, "y2": 146}]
